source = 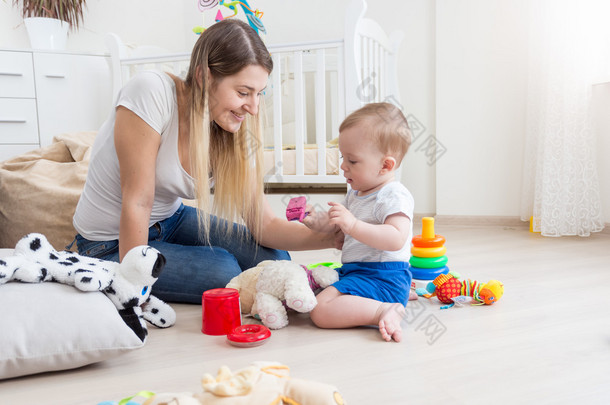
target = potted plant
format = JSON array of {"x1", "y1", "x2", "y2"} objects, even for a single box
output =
[{"x1": 11, "y1": 0, "x2": 87, "y2": 50}]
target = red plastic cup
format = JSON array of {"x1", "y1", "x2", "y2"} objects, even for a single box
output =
[{"x1": 201, "y1": 288, "x2": 242, "y2": 335}]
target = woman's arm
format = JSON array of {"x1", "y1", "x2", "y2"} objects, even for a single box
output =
[
  {"x1": 114, "y1": 106, "x2": 162, "y2": 261},
  {"x1": 328, "y1": 202, "x2": 411, "y2": 251},
  {"x1": 255, "y1": 196, "x2": 340, "y2": 251}
]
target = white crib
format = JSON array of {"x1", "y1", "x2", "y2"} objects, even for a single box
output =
[{"x1": 105, "y1": 0, "x2": 403, "y2": 187}]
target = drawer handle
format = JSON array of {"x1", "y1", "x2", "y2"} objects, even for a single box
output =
[
  {"x1": 0, "y1": 119, "x2": 27, "y2": 123},
  {"x1": 45, "y1": 74, "x2": 66, "y2": 78},
  {"x1": 0, "y1": 72, "x2": 23, "y2": 77}
]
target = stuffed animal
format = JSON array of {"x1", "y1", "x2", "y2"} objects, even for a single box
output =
[
  {"x1": 141, "y1": 362, "x2": 345, "y2": 405},
  {"x1": 0, "y1": 233, "x2": 176, "y2": 341},
  {"x1": 226, "y1": 260, "x2": 339, "y2": 329},
  {"x1": 417, "y1": 271, "x2": 504, "y2": 308}
]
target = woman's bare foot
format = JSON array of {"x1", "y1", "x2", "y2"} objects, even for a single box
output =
[{"x1": 377, "y1": 303, "x2": 406, "y2": 342}]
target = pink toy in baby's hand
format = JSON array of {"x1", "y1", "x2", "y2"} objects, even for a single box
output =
[{"x1": 286, "y1": 196, "x2": 308, "y2": 222}]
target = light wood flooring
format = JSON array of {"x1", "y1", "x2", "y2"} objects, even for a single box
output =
[{"x1": 1, "y1": 221, "x2": 610, "y2": 404}]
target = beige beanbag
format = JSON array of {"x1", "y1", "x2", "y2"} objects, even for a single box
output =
[{"x1": 0, "y1": 132, "x2": 96, "y2": 249}]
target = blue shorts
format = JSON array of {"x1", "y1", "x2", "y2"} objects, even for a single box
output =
[{"x1": 332, "y1": 262, "x2": 412, "y2": 305}]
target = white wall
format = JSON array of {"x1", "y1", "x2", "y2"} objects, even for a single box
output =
[
  {"x1": 0, "y1": 1, "x2": 196, "y2": 53},
  {"x1": 0, "y1": 0, "x2": 358, "y2": 53},
  {"x1": 367, "y1": 1, "x2": 437, "y2": 215},
  {"x1": 2, "y1": 0, "x2": 607, "y2": 221},
  {"x1": 435, "y1": 0, "x2": 609, "y2": 223},
  {"x1": 436, "y1": 0, "x2": 528, "y2": 217},
  {"x1": 1, "y1": 0, "x2": 436, "y2": 210}
]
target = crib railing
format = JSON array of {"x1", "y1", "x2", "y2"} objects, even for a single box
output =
[
  {"x1": 344, "y1": 3, "x2": 404, "y2": 115},
  {"x1": 265, "y1": 40, "x2": 345, "y2": 184},
  {"x1": 105, "y1": 0, "x2": 402, "y2": 187}
]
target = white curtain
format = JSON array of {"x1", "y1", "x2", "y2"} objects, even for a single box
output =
[{"x1": 520, "y1": 0, "x2": 607, "y2": 236}]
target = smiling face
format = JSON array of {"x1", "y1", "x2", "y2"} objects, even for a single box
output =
[
  {"x1": 208, "y1": 64, "x2": 269, "y2": 133},
  {"x1": 339, "y1": 124, "x2": 393, "y2": 195}
]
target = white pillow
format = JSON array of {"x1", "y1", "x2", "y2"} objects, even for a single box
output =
[{"x1": 0, "y1": 282, "x2": 144, "y2": 380}]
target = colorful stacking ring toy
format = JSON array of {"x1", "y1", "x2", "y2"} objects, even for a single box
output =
[
  {"x1": 412, "y1": 235, "x2": 446, "y2": 248},
  {"x1": 227, "y1": 324, "x2": 271, "y2": 348},
  {"x1": 410, "y1": 265, "x2": 449, "y2": 280},
  {"x1": 411, "y1": 246, "x2": 447, "y2": 258},
  {"x1": 410, "y1": 217, "x2": 449, "y2": 280},
  {"x1": 409, "y1": 255, "x2": 448, "y2": 269}
]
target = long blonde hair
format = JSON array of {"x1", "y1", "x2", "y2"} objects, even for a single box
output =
[{"x1": 184, "y1": 19, "x2": 272, "y2": 242}]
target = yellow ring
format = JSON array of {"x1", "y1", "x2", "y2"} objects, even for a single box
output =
[{"x1": 410, "y1": 246, "x2": 447, "y2": 258}]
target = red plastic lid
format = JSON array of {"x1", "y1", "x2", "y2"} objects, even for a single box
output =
[
  {"x1": 203, "y1": 288, "x2": 239, "y2": 300},
  {"x1": 227, "y1": 324, "x2": 271, "y2": 347}
]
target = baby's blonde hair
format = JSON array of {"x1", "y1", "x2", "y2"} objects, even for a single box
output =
[{"x1": 339, "y1": 102, "x2": 412, "y2": 166}]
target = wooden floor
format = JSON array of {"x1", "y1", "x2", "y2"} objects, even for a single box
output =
[{"x1": 1, "y1": 222, "x2": 610, "y2": 404}]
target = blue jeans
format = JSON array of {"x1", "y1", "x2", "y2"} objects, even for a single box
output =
[{"x1": 74, "y1": 203, "x2": 290, "y2": 304}]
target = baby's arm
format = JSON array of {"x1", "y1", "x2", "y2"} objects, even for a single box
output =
[{"x1": 328, "y1": 202, "x2": 410, "y2": 251}]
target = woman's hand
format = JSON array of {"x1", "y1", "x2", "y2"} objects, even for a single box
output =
[
  {"x1": 302, "y1": 204, "x2": 338, "y2": 234},
  {"x1": 257, "y1": 197, "x2": 342, "y2": 251},
  {"x1": 332, "y1": 227, "x2": 345, "y2": 250}
]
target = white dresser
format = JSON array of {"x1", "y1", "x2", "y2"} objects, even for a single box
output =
[{"x1": 0, "y1": 49, "x2": 112, "y2": 162}]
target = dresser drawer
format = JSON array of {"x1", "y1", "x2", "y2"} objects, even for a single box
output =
[
  {"x1": 0, "y1": 98, "x2": 39, "y2": 144},
  {"x1": 34, "y1": 52, "x2": 111, "y2": 146},
  {"x1": 0, "y1": 144, "x2": 38, "y2": 163},
  {"x1": 0, "y1": 51, "x2": 35, "y2": 98}
]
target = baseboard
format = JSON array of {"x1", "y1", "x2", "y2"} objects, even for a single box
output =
[
  {"x1": 415, "y1": 215, "x2": 527, "y2": 228},
  {"x1": 415, "y1": 214, "x2": 610, "y2": 234}
]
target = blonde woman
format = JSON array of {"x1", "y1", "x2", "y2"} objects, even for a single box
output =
[{"x1": 72, "y1": 20, "x2": 337, "y2": 304}]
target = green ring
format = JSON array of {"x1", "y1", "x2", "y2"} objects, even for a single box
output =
[
  {"x1": 409, "y1": 255, "x2": 448, "y2": 269},
  {"x1": 308, "y1": 262, "x2": 342, "y2": 269}
]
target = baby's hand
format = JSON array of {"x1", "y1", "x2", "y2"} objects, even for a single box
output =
[{"x1": 328, "y1": 202, "x2": 358, "y2": 235}]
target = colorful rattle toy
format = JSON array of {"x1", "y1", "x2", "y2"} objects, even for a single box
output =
[
  {"x1": 193, "y1": 0, "x2": 266, "y2": 35},
  {"x1": 409, "y1": 217, "x2": 449, "y2": 280},
  {"x1": 417, "y1": 271, "x2": 504, "y2": 309},
  {"x1": 286, "y1": 196, "x2": 308, "y2": 222}
]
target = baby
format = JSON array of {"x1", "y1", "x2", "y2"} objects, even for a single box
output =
[{"x1": 304, "y1": 102, "x2": 413, "y2": 342}]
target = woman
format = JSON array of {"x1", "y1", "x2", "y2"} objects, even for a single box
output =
[{"x1": 72, "y1": 20, "x2": 337, "y2": 304}]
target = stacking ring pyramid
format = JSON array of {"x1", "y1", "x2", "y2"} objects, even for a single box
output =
[{"x1": 409, "y1": 217, "x2": 450, "y2": 280}]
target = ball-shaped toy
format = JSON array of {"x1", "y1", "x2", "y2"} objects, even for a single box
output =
[{"x1": 434, "y1": 277, "x2": 462, "y2": 304}]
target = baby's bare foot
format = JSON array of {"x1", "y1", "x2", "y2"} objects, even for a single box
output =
[{"x1": 377, "y1": 303, "x2": 405, "y2": 342}]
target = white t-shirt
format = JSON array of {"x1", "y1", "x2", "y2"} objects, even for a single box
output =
[
  {"x1": 340, "y1": 181, "x2": 414, "y2": 263},
  {"x1": 73, "y1": 70, "x2": 195, "y2": 240}
]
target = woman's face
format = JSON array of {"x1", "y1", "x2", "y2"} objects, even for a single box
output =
[{"x1": 208, "y1": 64, "x2": 269, "y2": 133}]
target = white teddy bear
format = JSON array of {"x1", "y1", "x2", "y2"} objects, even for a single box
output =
[
  {"x1": 226, "y1": 260, "x2": 339, "y2": 329},
  {"x1": 0, "y1": 233, "x2": 176, "y2": 341}
]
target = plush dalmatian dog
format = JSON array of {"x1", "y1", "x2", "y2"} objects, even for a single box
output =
[
  {"x1": 0, "y1": 233, "x2": 115, "y2": 291},
  {"x1": 0, "y1": 233, "x2": 176, "y2": 341}
]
